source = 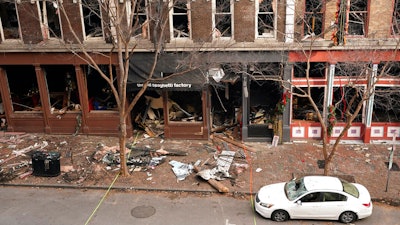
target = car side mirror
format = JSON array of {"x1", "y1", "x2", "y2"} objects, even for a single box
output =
[{"x1": 296, "y1": 200, "x2": 302, "y2": 205}]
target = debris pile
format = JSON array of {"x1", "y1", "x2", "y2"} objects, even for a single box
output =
[{"x1": 0, "y1": 132, "x2": 254, "y2": 193}]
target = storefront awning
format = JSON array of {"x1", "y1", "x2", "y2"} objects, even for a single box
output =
[{"x1": 128, "y1": 53, "x2": 208, "y2": 91}]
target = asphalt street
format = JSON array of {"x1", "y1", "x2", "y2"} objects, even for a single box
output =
[{"x1": 0, "y1": 186, "x2": 399, "y2": 225}]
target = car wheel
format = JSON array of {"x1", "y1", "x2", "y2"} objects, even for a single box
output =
[
  {"x1": 339, "y1": 211, "x2": 357, "y2": 223},
  {"x1": 271, "y1": 210, "x2": 289, "y2": 222}
]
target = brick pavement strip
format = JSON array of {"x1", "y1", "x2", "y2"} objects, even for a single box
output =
[{"x1": 0, "y1": 133, "x2": 399, "y2": 206}]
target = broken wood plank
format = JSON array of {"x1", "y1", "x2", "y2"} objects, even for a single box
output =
[
  {"x1": 193, "y1": 165, "x2": 229, "y2": 193},
  {"x1": 210, "y1": 134, "x2": 256, "y2": 152}
]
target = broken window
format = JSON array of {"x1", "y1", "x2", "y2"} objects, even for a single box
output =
[
  {"x1": 43, "y1": 65, "x2": 80, "y2": 112},
  {"x1": 257, "y1": 0, "x2": 275, "y2": 38},
  {"x1": 392, "y1": 0, "x2": 400, "y2": 35},
  {"x1": 131, "y1": 0, "x2": 148, "y2": 39},
  {"x1": 170, "y1": 0, "x2": 190, "y2": 39},
  {"x1": 84, "y1": 65, "x2": 117, "y2": 111},
  {"x1": 213, "y1": 0, "x2": 232, "y2": 38},
  {"x1": 335, "y1": 62, "x2": 369, "y2": 77},
  {"x1": 167, "y1": 91, "x2": 202, "y2": 122},
  {"x1": 332, "y1": 86, "x2": 363, "y2": 122},
  {"x1": 249, "y1": 62, "x2": 281, "y2": 80},
  {"x1": 347, "y1": 0, "x2": 368, "y2": 36},
  {"x1": 0, "y1": 1, "x2": 20, "y2": 41},
  {"x1": 293, "y1": 62, "x2": 326, "y2": 78},
  {"x1": 378, "y1": 61, "x2": 400, "y2": 78},
  {"x1": 373, "y1": 87, "x2": 400, "y2": 122},
  {"x1": 292, "y1": 87, "x2": 324, "y2": 121},
  {"x1": 5, "y1": 65, "x2": 41, "y2": 112},
  {"x1": 82, "y1": 0, "x2": 104, "y2": 39},
  {"x1": 37, "y1": 0, "x2": 62, "y2": 39},
  {"x1": 303, "y1": 0, "x2": 324, "y2": 38}
]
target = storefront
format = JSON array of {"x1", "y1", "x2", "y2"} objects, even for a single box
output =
[{"x1": 0, "y1": 52, "x2": 129, "y2": 135}]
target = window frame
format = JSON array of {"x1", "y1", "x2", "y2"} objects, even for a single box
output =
[
  {"x1": 212, "y1": 0, "x2": 234, "y2": 39},
  {"x1": 346, "y1": 0, "x2": 369, "y2": 37},
  {"x1": 81, "y1": 0, "x2": 105, "y2": 41},
  {"x1": 302, "y1": 0, "x2": 324, "y2": 39},
  {"x1": 392, "y1": 0, "x2": 400, "y2": 35},
  {"x1": 256, "y1": 0, "x2": 276, "y2": 38},
  {"x1": 0, "y1": 1, "x2": 21, "y2": 42},
  {"x1": 128, "y1": 0, "x2": 149, "y2": 39},
  {"x1": 37, "y1": 0, "x2": 63, "y2": 39},
  {"x1": 169, "y1": 0, "x2": 191, "y2": 40}
]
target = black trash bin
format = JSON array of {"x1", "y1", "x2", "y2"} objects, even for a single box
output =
[{"x1": 31, "y1": 151, "x2": 61, "y2": 177}]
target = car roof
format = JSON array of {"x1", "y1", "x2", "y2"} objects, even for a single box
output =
[{"x1": 303, "y1": 176, "x2": 343, "y2": 191}]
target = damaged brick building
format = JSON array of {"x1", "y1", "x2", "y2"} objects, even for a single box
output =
[{"x1": 0, "y1": 0, "x2": 399, "y2": 143}]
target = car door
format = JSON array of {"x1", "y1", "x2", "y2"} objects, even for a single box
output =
[
  {"x1": 290, "y1": 192, "x2": 325, "y2": 219},
  {"x1": 319, "y1": 192, "x2": 348, "y2": 219}
]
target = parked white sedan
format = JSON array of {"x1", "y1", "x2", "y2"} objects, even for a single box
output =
[{"x1": 255, "y1": 176, "x2": 373, "y2": 223}]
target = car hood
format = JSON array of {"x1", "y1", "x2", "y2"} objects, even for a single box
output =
[{"x1": 257, "y1": 182, "x2": 288, "y2": 203}]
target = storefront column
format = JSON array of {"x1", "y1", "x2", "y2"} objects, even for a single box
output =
[
  {"x1": 0, "y1": 67, "x2": 13, "y2": 131},
  {"x1": 75, "y1": 65, "x2": 89, "y2": 134},
  {"x1": 364, "y1": 64, "x2": 377, "y2": 143},
  {"x1": 35, "y1": 65, "x2": 51, "y2": 133},
  {"x1": 326, "y1": 64, "x2": 335, "y2": 119},
  {"x1": 282, "y1": 63, "x2": 292, "y2": 142},
  {"x1": 241, "y1": 74, "x2": 249, "y2": 141}
]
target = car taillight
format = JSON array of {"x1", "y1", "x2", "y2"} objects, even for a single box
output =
[{"x1": 362, "y1": 202, "x2": 371, "y2": 207}]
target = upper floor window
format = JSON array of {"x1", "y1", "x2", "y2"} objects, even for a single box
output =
[
  {"x1": 37, "y1": 0, "x2": 62, "y2": 39},
  {"x1": 392, "y1": 0, "x2": 400, "y2": 35},
  {"x1": 212, "y1": 0, "x2": 233, "y2": 39},
  {"x1": 303, "y1": 0, "x2": 324, "y2": 39},
  {"x1": 0, "y1": 1, "x2": 20, "y2": 41},
  {"x1": 347, "y1": 0, "x2": 368, "y2": 36},
  {"x1": 82, "y1": 0, "x2": 104, "y2": 40},
  {"x1": 256, "y1": 0, "x2": 276, "y2": 38},
  {"x1": 169, "y1": 0, "x2": 191, "y2": 39},
  {"x1": 130, "y1": 0, "x2": 148, "y2": 39}
]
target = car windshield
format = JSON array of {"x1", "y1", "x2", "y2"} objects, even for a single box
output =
[
  {"x1": 340, "y1": 179, "x2": 359, "y2": 198},
  {"x1": 285, "y1": 178, "x2": 308, "y2": 201}
]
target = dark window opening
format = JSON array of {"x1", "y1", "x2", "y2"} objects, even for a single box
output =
[
  {"x1": 172, "y1": 0, "x2": 189, "y2": 38},
  {"x1": 335, "y1": 62, "x2": 369, "y2": 77},
  {"x1": 303, "y1": 0, "x2": 324, "y2": 37},
  {"x1": 257, "y1": 0, "x2": 274, "y2": 37},
  {"x1": 39, "y1": 0, "x2": 61, "y2": 38},
  {"x1": 84, "y1": 65, "x2": 117, "y2": 111},
  {"x1": 132, "y1": 0, "x2": 148, "y2": 39},
  {"x1": 214, "y1": 0, "x2": 231, "y2": 37},
  {"x1": 293, "y1": 62, "x2": 326, "y2": 78},
  {"x1": 372, "y1": 87, "x2": 400, "y2": 122},
  {"x1": 5, "y1": 66, "x2": 41, "y2": 112},
  {"x1": 167, "y1": 91, "x2": 202, "y2": 122},
  {"x1": 392, "y1": 0, "x2": 400, "y2": 34},
  {"x1": 0, "y1": 2, "x2": 20, "y2": 40},
  {"x1": 82, "y1": 0, "x2": 103, "y2": 38},
  {"x1": 348, "y1": 0, "x2": 367, "y2": 36},
  {"x1": 292, "y1": 87, "x2": 324, "y2": 121},
  {"x1": 249, "y1": 62, "x2": 282, "y2": 80},
  {"x1": 248, "y1": 81, "x2": 281, "y2": 138},
  {"x1": 332, "y1": 86, "x2": 363, "y2": 122},
  {"x1": 378, "y1": 62, "x2": 400, "y2": 77},
  {"x1": 44, "y1": 65, "x2": 80, "y2": 112}
]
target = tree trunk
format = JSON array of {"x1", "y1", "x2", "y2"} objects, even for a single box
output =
[{"x1": 119, "y1": 114, "x2": 129, "y2": 176}]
